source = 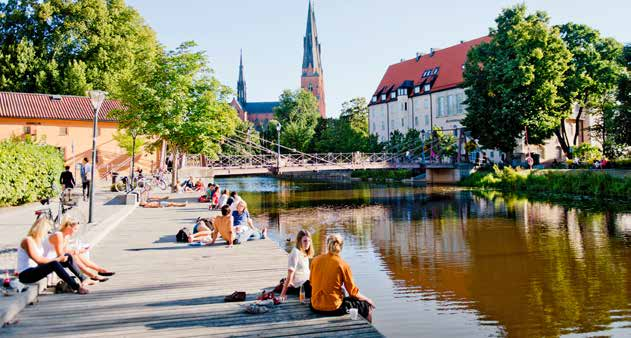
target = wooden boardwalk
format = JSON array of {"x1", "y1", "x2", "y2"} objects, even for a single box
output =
[{"x1": 3, "y1": 198, "x2": 382, "y2": 337}]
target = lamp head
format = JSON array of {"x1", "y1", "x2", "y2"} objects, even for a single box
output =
[
  {"x1": 87, "y1": 90, "x2": 107, "y2": 110},
  {"x1": 276, "y1": 123, "x2": 281, "y2": 132}
]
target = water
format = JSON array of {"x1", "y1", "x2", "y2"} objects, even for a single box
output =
[{"x1": 216, "y1": 176, "x2": 631, "y2": 337}]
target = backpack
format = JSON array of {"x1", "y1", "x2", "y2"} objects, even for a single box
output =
[
  {"x1": 176, "y1": 227, "x2": 191, "y2": 243},
  {"x1": 54, "y1": 280, "x2": 75, "y2": 294}
]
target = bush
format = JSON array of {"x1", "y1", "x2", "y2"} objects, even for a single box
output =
[
  {"x1": 572, "y1": 143, "x2": 602, "y2": 161},
  {"x1": 0, "y1": 138, "x2": 64, "y2": 206},
  {"x1": 351, "y1": 169, "x2": 415, "y2": 181},
  {"x1": 460, "y1": 165, "x2": 631, "y2": 200}
]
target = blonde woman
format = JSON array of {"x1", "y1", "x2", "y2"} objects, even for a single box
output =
[
  {"x1": 279, "y1": 230, "x2": 314, "y2": 301},
  {"x1": 17, "y1": 218, "x2": 89, "y2": 294},
  {"x1": 231, "y1": 200, "x2": 267, "y2": 244},
  {"x1": 44, "y1": 216, "x2": 114, "y2": 282},
  {"x1": 309, "y1": 234, "x2": 375, "y2": 322}
]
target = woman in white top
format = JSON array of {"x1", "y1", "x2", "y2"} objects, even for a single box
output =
[
  {"x1": 279, "y1": 230, "x2": 314, "y2": 301},
  {"x1": 217, "y1": 189, "x2": 229, "y2": 208},
  {"x1": 45, "y1": 216, "x2": 114, "y2": 282},
  {"x1": 18, "y1": 218, "x2": 89, "y2": 294}
]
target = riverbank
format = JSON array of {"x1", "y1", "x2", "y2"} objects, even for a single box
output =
[{"x1": 460, "y1": 166, "x2": 631, "y2": 200}]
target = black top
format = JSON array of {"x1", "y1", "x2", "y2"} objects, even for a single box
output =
[
  {"x1": 226, "y1": 197, "x2": 235, "y2": 206},
  {"x1": 60, "y1": 170, "x2": 75, "y2": 188}
]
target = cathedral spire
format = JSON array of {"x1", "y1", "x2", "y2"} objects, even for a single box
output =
[
  {"x1": 237, "y1": 49, "x2": 247, "y2": 107},
  {"x1": 302, "y1": 0, "x2": 322, "y2": 73}
]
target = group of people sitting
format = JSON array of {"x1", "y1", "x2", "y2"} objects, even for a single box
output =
[
  {"x1": 181, "y1": 176, "x2": 204, "y2": 193},
  {"x1": 276, "y1": 231, "x2": 376, "y2": 322},
  {"x1": 17, "y1": 216, "x2": 115, "y2": 295}
]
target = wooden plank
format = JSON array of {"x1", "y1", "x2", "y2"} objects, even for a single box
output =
[{"x1": 2, "y1": 196, "x2": 383, "y2": 337}]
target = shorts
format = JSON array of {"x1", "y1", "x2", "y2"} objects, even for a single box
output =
[
  {"x1": 159, "y1": 201, "x2": 168, "y2": 208},
  {"x1": 310, "y1": 297, "x2": 372, "y2": 320}
]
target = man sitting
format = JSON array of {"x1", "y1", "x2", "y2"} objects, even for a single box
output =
[{"x1": 208, "y1": 205, "x2": 235, "y2": 247}]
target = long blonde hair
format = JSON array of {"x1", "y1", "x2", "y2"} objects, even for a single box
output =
[
  {"x1": 27, "y1": 218, "x2": 52, "y2": 243},
  {"x1": 59, "y1": 215, "x2": 78, "y2": 232},
  {"x1": 296, "y1": 230, "x2": 314, "y2": 258},
  {"x1": 326, "y1": 233, "x2": 344, "y2": 255}
]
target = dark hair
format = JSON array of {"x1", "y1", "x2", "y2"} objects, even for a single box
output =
[
  {"x1": 83, "y1": 157, "x2": 88, "y2": 162},
  {"x1": 230, "y1": 191, "x2": 237, "y2": 197},
  {"x1": 221, "y1": 205, "x2": 230, "y2": 216},
  {"x1": 207, "y1": 183, "x2": 212, "y2": 187},
  {"x1": 65, "y1": 165, "x2": 70, "y2": 170}
]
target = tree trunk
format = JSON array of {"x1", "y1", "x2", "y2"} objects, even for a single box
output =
[
  {"x1": 171, "y1": 148, "x2": 178, "y2": 193},
  {"x1": 554, "y1": 127, "x2": 572, "y2": 159},
  {"x1": 130, "y1": 136, "x2": 136, "y2": 180},
  {"x1": 573, "y1": 105, "x2": 584, "y2": 146}
]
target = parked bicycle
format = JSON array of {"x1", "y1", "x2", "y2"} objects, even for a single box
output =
[
  {"x1": 34, "y1": 186, "x2": 77, "y2": 227},
  {"x1": 113, "y1": 175, "x2": 139, "y2": 193}
]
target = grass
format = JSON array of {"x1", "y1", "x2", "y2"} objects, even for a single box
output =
[{"x1": 460, "y1": 165, "x2": 631, "y2": 200}]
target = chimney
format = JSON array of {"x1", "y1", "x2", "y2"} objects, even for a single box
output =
[
  {"x1": 415, "y1": 52, "x2": 424, "y2": 61},
  {"x1": 400, "y1": 58, "x2": 405, "y2": 62},
  {"x1": 429, "y1": 48, "x2": 435, "y2": 57}
]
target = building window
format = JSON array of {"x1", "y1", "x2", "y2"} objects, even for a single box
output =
[
  {"x1": 425, "y1": 115, "x2": 429, "y2": 126},
  {"x1": 401, "y1": 118, "x2": 405, "y2": 128},
  {"x1": 447, "y1": 95, "x2": 456, "y2": 116},
  {"x1": 391, "y1": 120, "x2": 395, "y2": 128},
  {"x1": 372, "y1": 122, "x2": 376, "y2": 132},
  {"x1": 308, "y1": 83, "x2": 313, "y2": 92},
  {"x1": 415, "y1": 116, "x2": 419, "y2": 126},
  {"x1": 381, "y1": 121, "x2": 385, "y2": 131},
  {"x1": 414, "y1": 86, "x2": 420, "y2": 94},
  {"x1": 433, "y1": 67, "x2": 440, "y2": 75},
  {"x1": 398, "y1": 88, "x2": 406, "y2": 96},
  {"x1": 390, "y1": 92, "x2": 396, "y2": 99},
  {"x1": 404, "y1": 102, "x2": 408, "y2": 111},
  {"x1": 59, "y1": 127, "x2": 68, "y2": 136},
  {"x1": 372, "y1": 96, "x2": 377, "y2": 103},
  {"x1": 437, "y1": 97, "x2": 445, "y2": 117},
  {"x1": 457, "y1": 94, "x2": 465, "y2": 115},
  {"x1": 381, "y1": 94, "x2": 386, "y2": 101},
  {"x1": 424, "y1": 99, "x2": 429, "y2": 109},
  {"x1": 23, "y1": 126, "x2": 31, "y2": 134}
]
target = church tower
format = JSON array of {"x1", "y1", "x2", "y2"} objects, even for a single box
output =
[
  {"x1": 237, "y1": 49, "x2": 247, "y2": 108},
  {"x1": 301, "y1": 0, "x2": 326, "y2": 118}
]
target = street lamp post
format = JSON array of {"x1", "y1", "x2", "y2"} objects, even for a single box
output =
[
  {"x1": 276, "y1": 123, "x2": 282, "y2": 172},
  {"x1": 87, "y1": 90, "x2": 107, "y2": 224},
  {"x1": 421, "y1": 129, "x2": 426, "y2": 164}
]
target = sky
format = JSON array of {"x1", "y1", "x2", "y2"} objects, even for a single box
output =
[{"x1": 126, "y1": 0, "x2": 631, "y2": 118}]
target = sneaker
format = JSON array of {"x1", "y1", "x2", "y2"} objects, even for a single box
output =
[{"x1": 224, "y1": 291, "x2": 246, "y2": 302}]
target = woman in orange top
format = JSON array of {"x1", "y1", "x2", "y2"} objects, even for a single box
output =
[{"x1": 310, "y1": 234, "x2": 376, "y2": 322}]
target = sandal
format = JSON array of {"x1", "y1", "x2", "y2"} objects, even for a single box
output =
[
  {"x1": 224, "y1": 291, "x2": 246, "y2": 302},
  {"x1": 98, "y1": 271, "x2": 115, "y2": 277}
]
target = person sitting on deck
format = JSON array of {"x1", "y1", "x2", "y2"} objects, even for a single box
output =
[
  {"x1": 232, "y1": 201, "x2": 267, "y2": 244},
  {"x1": 187, "y1": 218, "x2": 214, "y2": 243},
  {"x1": 279, "y1": 230, "x2": 314, "y2": 301},
  {"x1": 211, "y1": 184, "x2": 220, "y2": 208},
  {"x1": 310, "y1": 234, "x2": 376, "y2": 322},
  {"x1": 181, "y1": 176, "x2": 195, "y2": 192},
  {"x1": 44, "y1": 216, "x2": 114, "y2": 283},
  {"x1": 139, "y1": 200, "x2": 187, "y2": 208},
  {"x1": 194, "y1": 179, "x2": 204, "y2": 192},
  {"x1": 226, "y1": 191, "x2": 242, "y2": 211},
  {"x1": 208, "y1": 205, "x2": 235, "y2": 247},
  {"x1": 17, "y1": 218, "x2": 89, "y2": 294},
  {"x1": 217, "y1": 189, "x2": 229, "y2": 209}
]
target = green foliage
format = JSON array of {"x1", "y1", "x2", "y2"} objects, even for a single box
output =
[
  {"x1": 112, "y1": 130, "x2": 146, "y2": 157},
  {"x1": 313, "y1": 98, "x2": 376, "y2": 153},
  {"x1": 351, "y1": 169, "x2": 415, "y2": 181},
  {"x1": 0, "y1": 0, "x2": 161, "y2": 97},
  {"x1": 112, "y1": 42, "x2": 239, "y2": 158},
  {"x1": 460, "y1": 166, "x2": 631, "y2": 200},
  {"x1": 432, "y1": 127, "x2": 458, "y2": 158},
  {"x1": 0, "y1": 138, "x2": 63, "y2": 206},
  {"x1": 221, "y1": 120, "x2": 262, "y2": 155},
  {"x1": 273, "y1": 89, "x2": 320, "y2": 152},
  {"x1": 572, "y1": 143, "x2": 602, "y2": 161},
  {"x1": 612, "y1": 44, "x2": 631, "y2": 147},
  {"x1": 462, "y1": 4, "x2": 571, "y2": 154}
]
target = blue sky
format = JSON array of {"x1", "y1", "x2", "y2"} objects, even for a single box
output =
[{"x1": 126, "y1": 0, "x2": 630, "y2": 118}]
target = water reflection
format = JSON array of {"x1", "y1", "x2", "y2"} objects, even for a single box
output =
[{"x1": 216, "y1": 177, "x2": 631, "y2": 337}]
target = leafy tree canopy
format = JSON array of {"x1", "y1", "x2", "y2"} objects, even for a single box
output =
[
  {"x1": 462, "y1": 4, "x2": 571, "y2": 155},
  {"x1": 0, "y1": 0, "x2": 160, "y2": 97},
  {"x1": 273, "y1": 89, "x2": 320, "y2": 152}
]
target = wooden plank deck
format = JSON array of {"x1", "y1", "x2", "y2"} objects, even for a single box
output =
[{"x1": 2, "y1": 198, "x2": 383, "y2": 337}]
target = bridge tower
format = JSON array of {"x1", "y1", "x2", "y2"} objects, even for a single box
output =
[{"x1": 301, "y1": 0, "x2": 326, "y2": 118}]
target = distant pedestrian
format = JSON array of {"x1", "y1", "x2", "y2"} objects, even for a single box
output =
[
  {"x1": 81, "y1": 157, "x2": 92, "y2": 201},
  {"x1": 59, "y1": 166, "x2": 75, "y2": 190}
]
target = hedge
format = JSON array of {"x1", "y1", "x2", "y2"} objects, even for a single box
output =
[
  {"x1": 351, "y1": 169, "x2": 416, "y2": 181},
  {"x1": 0, "y1": 138, "x2": 64, "y2": 206},
  {"x1": 460, "y1": 165, "x2": 631, "y2": 200}
]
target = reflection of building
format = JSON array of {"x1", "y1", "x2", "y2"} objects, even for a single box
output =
[
  {"x1": 0, "y1": 91, "x2": 155, "y2": 175},
  {"x1": 368, "y1": 37, "x2": 594, "y2": 165},
  {"x1": 230, "y1": 0, "x2": 326, "y2": 129}
]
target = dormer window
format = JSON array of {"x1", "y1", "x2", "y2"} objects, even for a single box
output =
[
  {"x1": 433, "y1": 67, "x2": 440, "y2": 75},
  {"x1": 424, "y1": 84, "x2": 431, "y2": 92},
  {"x1": 397, "y1": 88, "x2": 407, "y2": 96},
  {"x1": 390, "y1": 92, "x2": 396, "y2": 99},
  {"x1": 381, "y1": 94, "x2": 386, "y2": 101},
  {"x1": 372, "y1": 96, "x2": 377, "y2": 103},
  {"x1": 414, "y1": 86, "x2": 420, "y2": 94}
]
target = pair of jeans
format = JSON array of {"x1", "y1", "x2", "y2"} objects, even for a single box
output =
[
  {"x1": 235, "y1": 228, "x2": 263, "y2": 244},
  {"x1": 18, "y1": 254, "x2": 85, "y2": 290}
]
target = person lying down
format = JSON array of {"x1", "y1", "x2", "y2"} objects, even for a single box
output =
[{"x1": 139, "y1": 200, "x2": 187, "y2": 208}]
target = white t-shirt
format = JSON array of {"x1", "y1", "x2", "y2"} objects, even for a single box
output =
[{"x1": 287, "y1": 247, "x2": 310, "y2": 287}]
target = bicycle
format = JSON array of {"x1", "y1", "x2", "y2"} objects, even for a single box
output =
[
  {"x1": 113, "y1": 174, "x2": 139, "y2": 193},
  {"x1": 34, "y1": 187, "x2": 77, "y2": 227}
]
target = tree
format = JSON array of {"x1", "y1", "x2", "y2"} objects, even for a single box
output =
[
  {"x1": 0, "y1": 0, "x2": 160, "y2": 97},
  {"x1": 112, "y1": 130, "x2": 146, "y2": 157},
  {"x1": 462, "y1": 5, "x2": 571, "y2": 157},
  {"x1": 555, "y1": 23, "x2": 625, "y2": 155},
  {"x1": 613, "y1": 44, "x2": 631, "y2": 147},
  {"x1": 112, "y1": 42, "x2": 240, "y2": 190},
  {"x1": 313, "y1": 97, "x2": 376, "y2": 153},
  {"x1": 273, "y1": 89, "x2": 320, "y2": 152},
  {"x1": 221, "y1": 120, "x2": 262, "y2": 156}
]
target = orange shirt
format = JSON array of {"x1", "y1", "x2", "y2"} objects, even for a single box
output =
[{"x1": 310, "y1": 253, "x2": 359, "y2": 311}]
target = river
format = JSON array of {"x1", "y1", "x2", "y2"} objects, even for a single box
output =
[{"x1": 216, "y1": 176, "x2": 631, "y2": 337}]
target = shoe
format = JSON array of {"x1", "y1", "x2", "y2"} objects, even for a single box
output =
[
  {"x1": 90, "y1": 277, "x2": 109, "y2": 283},
  {"x1": 224, "y1": 291, "x2": 246, "y2": 302},
  {"x1": 98, "y1": 271, "x2": 115, "y2": 277}
]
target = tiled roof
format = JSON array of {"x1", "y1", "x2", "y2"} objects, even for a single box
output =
[
  {"x1": 0, "y1": 92, "x2": 123, "y2": 122},
  {"x1": 245, "y1": 101, "x2": 279, "y2": 115},
  {"x1": 371, "y1": 36, "x2": 491, "y2": 102}
]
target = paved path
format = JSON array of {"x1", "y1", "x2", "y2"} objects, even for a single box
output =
[{"x1": 2, "y1": 197, "x2": 382, "y2": 337}]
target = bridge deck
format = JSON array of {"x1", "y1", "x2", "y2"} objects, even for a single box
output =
[
  {"x1": 211, "y1": 163, "x2": 420, "y2": 176},
  {"x1": 4, "y1": 195, "x2": 382, "y2": 337}
]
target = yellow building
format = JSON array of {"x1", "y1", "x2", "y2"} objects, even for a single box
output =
[{"x1": 0, "y1": 91, "x2": 156, "y2": 178}]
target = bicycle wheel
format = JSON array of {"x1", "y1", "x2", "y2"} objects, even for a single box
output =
[
  {"x1": 114, "y1": 177, "x2": 127, "y2": 193},
  {"x1": 157, "y1": 179, "x2": 167, "y2": 191}
]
